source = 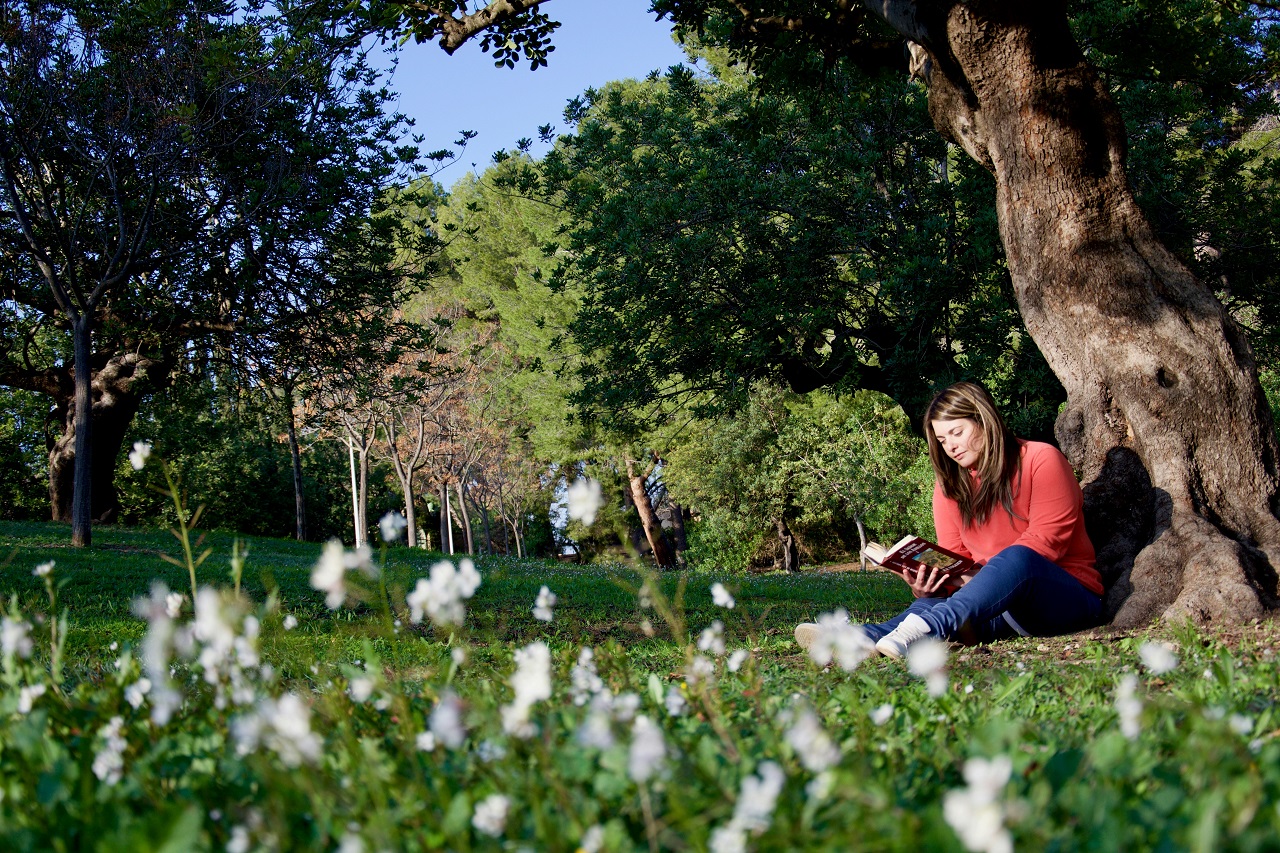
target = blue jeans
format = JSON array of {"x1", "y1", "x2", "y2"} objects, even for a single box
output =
[{"x1": 862, "y1": 545, "x2": 1102, "y2": 643}]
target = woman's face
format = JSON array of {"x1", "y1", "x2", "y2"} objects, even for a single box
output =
[{"x1": 931, "y1": 417, "x2": 984, "y2": 470}]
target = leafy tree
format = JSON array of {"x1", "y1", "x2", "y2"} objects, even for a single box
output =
[
  {"x1": 390, "y1": 0, "x2": 1280, "y2": 626},
  {"x1": 0, "y1": 0, "x2": 421, "y2": 545}
]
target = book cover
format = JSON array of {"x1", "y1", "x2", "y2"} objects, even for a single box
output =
[{"x1": 862, "y1": 535, "x2": 980, "y2": 577}]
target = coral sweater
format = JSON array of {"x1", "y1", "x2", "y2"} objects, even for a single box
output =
[{"x1": 932, "y1": 440, "x2": 1103, "y2": 595}]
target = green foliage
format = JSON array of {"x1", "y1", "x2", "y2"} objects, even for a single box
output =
[
  {"x1": 115, "y1": 375, "x2": 354, "y2": 541},
  {"x1": 533, "y1": 64, "x2": 1027, "y2": 430},
  {"x1": 666, "y1": 384, "x2": 932, "y2": 571},
  {"x1": 0, "y1": 521, "x2": 1279, "y2": 850},
  {"x1": 0, "y1": 388, "x2": 48, "y2": 521}
]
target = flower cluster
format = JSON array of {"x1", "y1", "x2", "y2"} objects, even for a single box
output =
[
  {"x1": 709, "y1": 760, "x2": 786, "y2": 853},
  {"x1": 406, "y1": 559, "x2": 482, "y2": 627},
  {"x1": 943, "y1": 756, "x2": 1015, "y2": 853},
  {"x1": 311, "y1": 540, "x2": 375, "y2": 610},
  {"x1": 805, "y1": 609, "x2": 876, "y2": 671},
  {"x1": 231, "y1": 693, "x2": 323, "y2": 767},
  {"x1": 566, "y1": 478, "x2": 605, "y2": 526},
  {"x1": 501, "y1": 641, "x2": 552, "y2": 738}
]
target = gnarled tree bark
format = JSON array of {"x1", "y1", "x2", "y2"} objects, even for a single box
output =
[
  {"x1": 48, "y1": 349, "x2": 172, "y2": 525},
  {"x1": 890, "y1": 1, "x2": 1280, "y2": 624}
]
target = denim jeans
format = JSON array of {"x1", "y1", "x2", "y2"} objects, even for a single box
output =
[{"x1": 862, "y1": 545, "x2": 1102, "y2": 643}]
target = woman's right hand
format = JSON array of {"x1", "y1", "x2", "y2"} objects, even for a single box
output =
[{"x1": 895, "y1": 564, "x2": 952, "y2": 598}]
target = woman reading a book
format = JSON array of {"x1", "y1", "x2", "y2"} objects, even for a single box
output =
[{"x1": 798, "y1": 381, "x2": 1104, "y2": 659}]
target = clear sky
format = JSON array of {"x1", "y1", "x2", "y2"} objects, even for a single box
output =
[{"x1": 383, "y1": 1, "x2": 691, "y2": 180}]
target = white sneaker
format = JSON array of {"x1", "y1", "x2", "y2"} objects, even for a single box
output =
[
  {"x1": 875, "y1": 613, "x2": 932, "y2": 659},
  {"x1": 794, "y1": 623, "x2": 821, "y2": 652}
]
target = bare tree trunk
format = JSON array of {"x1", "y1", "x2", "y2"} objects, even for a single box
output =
[
  {"x1": 445, "y1": 481, "x2": 455, "y2": 555},
  {"x1": 899, "y1": 2, "x2": 1280, "y2": 624},
  {"x1": 856, "y1": 516, "x2": 868, "y2": 572},
  {"x1": 627, "y1": 458, "x2": 675, "y2": 568},
  {"x1": 479, "y1": 500, "x2": 493, "y2": 554},
  {"x1": 670, "y1": 501, "x2": 689, "y2": 552},
  {"x1": 775, "y1": 516, "x2": 799, "y2": 573},
  {"x1": 438, "y1": 482, "x2": 451, "y2": 555},
  {"x1": 455, "y1": 480, "x2": 474, "y2": 555},
  {"x1": 347, "y1": 438, "x2": 362, "y2": 548},
  {"x1": 284, "y1": 389, "x2": 307, "y2": 542}
]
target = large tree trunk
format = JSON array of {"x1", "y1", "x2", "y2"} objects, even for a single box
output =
[
  {"x1": 626, "y1": 458, "x2": 676, "y2": 569},
  {"x1": 455, "y1": 480, "x2": 474, "y2": 555},
  {"x1": 900, "y1": 2, "x2": 1280, "y2": 624},
  {"x1": 49, "y1": 349, "x2": 169, "y2": 529}
]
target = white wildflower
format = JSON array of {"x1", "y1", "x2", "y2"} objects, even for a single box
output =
[
  {"x1": 33, "y1": 561, "x2": 54, "y2": 578},
  {"x1": 709, "y1": 826, "x2": 747, "y2": 853},
  {"x1": 664, "y1": 686, "x2": 687, "y2": 717},
  {"x1": 349, "y1": 677, "x2": 374, "y2": 703},
  {"x1": 710, "y1": 582, "x2": 736, "y2": 609},
  {"x1": 233, "y1": 694, "x2": 322, "y2": 767},
  {"x1": 566, "y1": 478, "x2": 605, "y2": 526},
  {"x1": 2, "y1": 617, "x2": 33, "y2": 659},
  {"x1": 283, "y1": 614, "x2": 298, "y2": 631},
  {"x1": 416, "y1": 731, "x2": 437, "y2": 752},
  {"x1": 128, "y1": 440, "x2": 151, "y2": 470},
  {"x1": 311, "y1": 540, "x2": 348, "y2": 609},
  {"x1": 165, "y1": 593, "x2": 185, "y2": 618},
  {"x1": 476, "y1": 739, "x2": 506, "y2": 762},
  {"x1": 577, "y1": 708, "x2": 615, "y2": 750},
  {"x1": 92, "y1": 716, "x2": 127, "y2": 785},
  {"x1": 570, "y1": 647, "x2": 605, "y2": 706},
  {"x1": 1139, "y1": 641, "x2": 1178, "y2": 675},
  {"x1": 17, "y1": 683, "x2": 46, "y2": 714},
  {"x1": 125, "y1": 678, "x2": 152, "y2": 709},
  {"x1": 782, "y1": 701, "x2": 840, "y2": 773},
  {"x1": 430, "y1": 690, "x2": 468, "y2": 749},
  {"x1": 734, "y1": 760, "x2": 786, "y2": 832},
  {"x1": 226, "y1": 825, "x2": 250, "y2": 853},
  {"x1": 1229, "y1": 714, "x2": 1254, "y2": 736},
  {"x1": 698, "y1": 620, "x2": 726, "y2": 657},
  {"x1": 501, "y1": 641, "x2": 552, "y2": 738},
  {"x1": 727, "y1": 648, "x2": 749, "y2": 672},
  {"x1": 378, "y1": 511, "x2": 408, "y2": 543},
  {"x1": 580, "y1": 825, "x2": 605, "y2": 853},
  {"x1": 406, "y1": 559, "x2": 482, "y2": 628},
  {"x1": 1116, "y1": 673, "x2": 1142, "y2": 739},
  {"x1": 628, "y1": 714, "x2": 667, "y2": 783},
  {"x1": 907, "y1": 637, "x2": 949, "y2": 696},
  {"x1": 870, "y1": 703, "x2": 894, "y2": 726},
  {"x1": 686, "y1": 654, "x2": 716, "y2": 687},
  {"x1": 532, "y1": 585, "x2": 557, "y2": 622},
  {"x1": 942, "y1": 755, "x2": 1015, "y2": 853},
  {"x1": 472, "y1": 793, "x2": 510, "y2": 837},
  {"x1": 338, "y1": 832, "x2": 364, "y2": 853},
  {"x1": 806, "y1": 609, "x2": 876, "y2": 671}
]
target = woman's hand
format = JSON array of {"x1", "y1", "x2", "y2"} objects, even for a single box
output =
[{"x1": 895, "y1": 564, "x2": 952, "y2": 598}]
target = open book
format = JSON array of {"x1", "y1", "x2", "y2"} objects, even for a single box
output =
[{"x1": 862, "y1": 535, "x2": 981, "y2": 578}]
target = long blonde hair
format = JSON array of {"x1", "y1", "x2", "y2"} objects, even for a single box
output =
[{"x1": 924, "y1": 382, "x2": 1022, "y2": 527}]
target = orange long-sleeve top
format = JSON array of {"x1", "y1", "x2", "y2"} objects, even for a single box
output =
[{"x1": 932, "y1": 440, "x2": 1103, "y2": 595}]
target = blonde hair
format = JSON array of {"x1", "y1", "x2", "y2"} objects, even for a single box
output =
[{"x1": 924, "y1": 381, "x2": 1022, "y2": 527}]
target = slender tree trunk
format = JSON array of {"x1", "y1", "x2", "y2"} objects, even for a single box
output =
[
  {"x1": 627, "y1": 458, "x2": 675, "y2": 568},
  {"x1": 403, "y1": 491, "x2": 417, "y2": 549},
  {"x1": 284, "y1": 390, "x2": 307, "y2": 542},
  {"x1": 347, "y1": 438, "x2": 361, "y2": 547},
  {"x1": 670, "y1": 501, "x2": 689, "y2": 552},
  {"x1": 70, "y1": 314, "x2": 92, "y2": 547},
  {"x1": 479, "y1": 500, "x2": 493, "y2": 554},
  {"x1": 456, "y1": 481, "x2": 474, "y2": 555},
  {"x1": 358, "y1": 448, "x2": 369, "y2": 547},
  {"x1": 900, "y1": 2, "x2": 1280, "y2": 624},
  {"x1": 775, "y1": 517, "x2": 799, "y2": 573},
  {"x1": 439, "y1": 482, "x2": 451, "y2": 555}
]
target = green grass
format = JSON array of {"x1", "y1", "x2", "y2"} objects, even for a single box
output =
[{"x1": 1, "y1": 520, "x2": 1279, "y2": 851}]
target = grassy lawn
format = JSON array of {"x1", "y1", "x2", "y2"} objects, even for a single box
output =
[{"x1": 1, "y1": 520, "x2": 1278, "y2": 851}]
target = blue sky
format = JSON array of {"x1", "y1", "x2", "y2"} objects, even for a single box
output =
[{"x1": 383, "y1": 1, "x2": 691, "y2": 180}]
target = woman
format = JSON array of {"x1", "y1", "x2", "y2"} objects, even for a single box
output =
[{"x1": 797, "y1": 381, "x2": 1103, "y2": 659}]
